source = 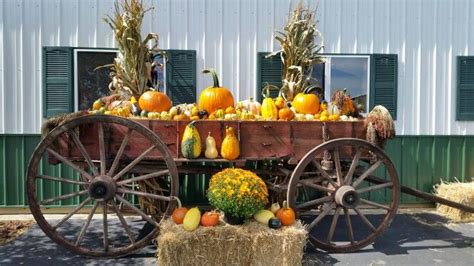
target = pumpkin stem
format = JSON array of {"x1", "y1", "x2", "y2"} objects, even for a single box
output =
[
  {"x1": 282, "y1": 200, "x2": 288, "y2": 208},
  {"x1": 188, "y1": 120, "x2": 197, "y2": 128},
  {"x1": 175, "y1": 197, "x2": 182, "y2": 208},
  {"x1": 202, "y1": 69, "x2": 220, "y2": 88},
  {"x1": 303, "y1": 85, "x2": 323, "y2": 95},
  {"x1": 261, "y1": 83, "x2": 280, "y2": 99}
]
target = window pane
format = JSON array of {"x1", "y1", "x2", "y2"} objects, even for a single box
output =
[
  {"x1": 151, "y1": 54, "x2": 165, "y2": 92},
  {"x1": 310, "y1": 63, "x2": 325, "y2": 100},
  {"x1": 329, "y1": 57, "x2": 369, "y2": 112}
]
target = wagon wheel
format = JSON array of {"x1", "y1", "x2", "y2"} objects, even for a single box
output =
[
  {"x1": 287, "y1": 138, "x2": 400, "y2": 252},
  {"x1": 27, "y1": 115, "x2": 179, "y2": 258}
]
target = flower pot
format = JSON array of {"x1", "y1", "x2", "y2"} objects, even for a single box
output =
[{"x1": 224, "y1": 214, "x2": 245, "y2": 225}]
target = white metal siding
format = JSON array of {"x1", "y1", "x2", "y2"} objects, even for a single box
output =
[{"x1": 1, "y1": 0, "x2": 473, "y2": 135}]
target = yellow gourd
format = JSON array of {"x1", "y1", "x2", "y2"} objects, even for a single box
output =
[
  {"x1": 205, "y1": 132, "x2": 219, "y2": 159},
  {"x1": 261, "y1": 85, "x2": 278, "y2": 120},
  {"x1": 181, "y1": 121, "x2": 202, "y2": 159},
  {"x1": 183, "y1": 207, "x2": 201, "y2": 231},
  {"x1": 221, "y1": 126, "x2": 240, "y2": 160}
]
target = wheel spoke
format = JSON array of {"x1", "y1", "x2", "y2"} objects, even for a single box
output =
[
  {"x1": 40, "y1": 189, "x2": 88, "y2": 205},
  {"x1": 115, "y1": 194, "x2": 159, "y2": 227},
  {"x1": 327, "y1": 206, "x2": 341, "y2": 243},
  {"x1": 354, "y1": 207, "x2": 376, "y2": 232},
  {"x1": 117, "y1": 188, "x2": 172, "y2": 202},
  {"x1": 98, "y1": 123, "x2": 107, "y2": 176},
  {"x1": 307, "y1": 203, "x2": 334, "y2": 231},
  {"x1": 352, "y1": 160, "x2": 382, "y2": 188},
  {"x1": 360, "y1": 199, "x2": 391, "y2": 211},
  {"x1": 343, "y1": 207, "x2": 355, "y2": 244},
  {"x1": 53, "y1": 197, "x2": 92, "y2": 230},
  {"x1": 111, "y1": 200, "x2": 135, "y2": 244},
  {"x1": 344, "y1": 148, "x2": 361, "y2": 185},
  {"x1": 311, "y1": 160, "x2": 338, "y2": 188},
  {"x1": 357, "y1": 182, "x2": 393, "y2": 194},
  {"x1": 117, "y1": 170, "x2": 169, "y2": 185},
  {"x1": 103, "y1": 201, "x2": 109, "y2": 252},
  {"x1": 113, "y1": 145, "x2": 157, "y2": 181},
  {"x1": 69, "y1": 130, "x2": 99, "y2": 177},
  {"x1": 296, "y1": 195, "x2": 333, "y2": 210},
  {"x1": 333, "y1": 149, "x2": 343, "y2": 185},
  {"x1": 46, "y1": 148, "x2": 94, "y2": 181},
  {"x1": 75, "y1": 202, "x2": 99, "y2": 246},
  {"x1": 36, "y1": 175, "x2": 88, "y2": 185},
  {"x1": 108, "y1": 129, "x2": 133, "y2": 177},
  {"x1": 298, "y1": 180, "x2": 334, "y2": 193}
]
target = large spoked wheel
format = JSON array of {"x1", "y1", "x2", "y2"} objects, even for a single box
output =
[
  {"x1": 27, "y1": 115, "x2": 179, "y2": 258},
  {"x1": 287, "y1": 138, "x2": 400, "y2": 253}
]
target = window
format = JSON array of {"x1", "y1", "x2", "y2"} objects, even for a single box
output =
[
  {"x1": 456, "y1": 56, "x2": 474, "y2": 120},
  {"x1": 43, "y1": 47, "x2": 196, "y2": 118},
  {"x1": 74, "y1": 49, "x2": 118, "y2": 111},
  {"x1": 256, "y1": 53, "x2": 397, "y2": 118},
  {"x1": 315, "y1": 55, "x2": 370, "y2": 113}
]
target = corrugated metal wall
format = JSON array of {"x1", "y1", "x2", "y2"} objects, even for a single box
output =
[
  {"x1": 1, "y1": 134, "x2": 473, "y2": 207},
  {"x1": 1, "y1": 0, "x2": 474, "y2": 135}
]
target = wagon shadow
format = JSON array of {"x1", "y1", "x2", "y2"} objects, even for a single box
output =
[
  {"x1": 0, "y1": 219, "x2": 156, "y2": 265},
  {"x1": 303, "y1": 211, "x2": 473, "y2": 264}
]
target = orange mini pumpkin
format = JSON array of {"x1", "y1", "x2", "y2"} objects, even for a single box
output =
[
  {"x1": 139, "y1": 90, "x2": 172, "y2": 113},
  {"x1": 276, "y1": 201, "x2": 295, "y2": 226},
  {"x1": 198, "y1": 69, "x2": 234, "y2": 114},
  {"x1": 172, "y1": 198, "x2": 188, "y2": 224},
  {"x1": 200, "y1": 211, "x2": 220, "y2": 227},
  {"x1": 278, "y1": 107, "x2": 294, "y2": 121}
]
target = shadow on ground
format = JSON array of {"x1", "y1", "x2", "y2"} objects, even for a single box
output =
[{"x1": 0, "y1": 212, "x2": 472, "y2": 265}]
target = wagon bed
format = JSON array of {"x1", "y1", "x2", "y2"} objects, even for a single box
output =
[{"x1": 26, "y1": 114, "x2": 473, "y2": 258}]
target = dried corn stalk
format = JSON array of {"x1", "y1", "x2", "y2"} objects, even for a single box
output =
[
  {"x1": 103, "y1": 0, "x2": 161, "y2": 98},
  {"x1": 272, "y1": 2, "x2": 324, "y2": 101}
]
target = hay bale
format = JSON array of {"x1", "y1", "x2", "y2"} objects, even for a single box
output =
[
  {"x1": 156, "y1": 219, "x2": 307, "y2": 266},
  {"x1": 434, "y1": 180, "x2": 474, "y2": 222}
]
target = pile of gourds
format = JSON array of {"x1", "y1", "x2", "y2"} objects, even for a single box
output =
[{"x1": 90, "y1": 68, "x2": 360, "y2": 122}]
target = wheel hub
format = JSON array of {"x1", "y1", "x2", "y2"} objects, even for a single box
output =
[
  {"x1": 335, "y1": 185, "x2": 359, "y2": 208},
  {"x1": 89, "y1": 175, "x2": 117, "y2": 201}
]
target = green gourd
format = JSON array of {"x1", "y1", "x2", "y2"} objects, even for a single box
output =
[{"x1": 181, "y1": 121, "x2": 202, "y2": 159}]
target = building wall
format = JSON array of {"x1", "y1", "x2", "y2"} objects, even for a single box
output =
[
  {"x1": 0, "y1": 0, "x2": 474, "y2": 134},
  {"x1": 1, "y1": 134, "x2": 473, "y2": 207}
]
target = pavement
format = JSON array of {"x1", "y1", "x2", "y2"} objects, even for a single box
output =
[{"x1": 0, "y1": 209, "x2": 472, "y2": 266}]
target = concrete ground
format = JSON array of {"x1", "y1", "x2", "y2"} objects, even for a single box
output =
[{"x1": 0, "y1": 209, "x2": 472, "y2": 265}]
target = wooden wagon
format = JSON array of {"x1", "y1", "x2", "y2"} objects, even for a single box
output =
[{"x1": 26, "y1": 114, "x2": 471, "y2": 258}]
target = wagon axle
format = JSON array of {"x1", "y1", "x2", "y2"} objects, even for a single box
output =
[
  {"x1": 335, "y1": 186, "x2": 360, "y2": 208},
  {"x1": 88, "y1": 176, "x2": 117, "y2": 201}
]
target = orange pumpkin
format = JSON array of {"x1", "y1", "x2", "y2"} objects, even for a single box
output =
[
  {"x1": 198, "y1": 69, "x2": 234, "y2": 114},
  {"x1": 172, "y1": 198, "x2": 188, "y2": 224},
  {"x1": 200, "y1": 211, "x2": 220, "y2": 227},
  {"x1": 139, "y1": 90, "x2": 172, "y2": 112},
  {"x1": 292, "y1": 87, "x2": 320, "y2": 115},
  {"x1": 278, "y1": 107, "x2": 294, "y2": 121},
  {"x1": 276, "y1": 201, "x2": 295, "y2": 226}
]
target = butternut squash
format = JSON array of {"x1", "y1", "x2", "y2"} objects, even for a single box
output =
[
  {"x1": 205, "y1": 132, "x2": 219, "y2": 159},
  {"x1": 221, "y1": 126, "x2": 240, "y2": 160}
]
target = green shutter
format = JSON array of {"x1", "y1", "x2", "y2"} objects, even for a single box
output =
[
  {"x1": 42, "y1": 47, "x2": 74, "y2": 118},
  {"x1": 370, "y1": 54, "x2": 398, "y2": 119},
  {"x1": 456, "y1": 56, "x2": 474, "y2": 120},
  {"x1": 165, "y1": 50, "x2": 197, "y2": 105},
  {"x1": 256, "y1": 52, "x2": 282, "y2": 101}
]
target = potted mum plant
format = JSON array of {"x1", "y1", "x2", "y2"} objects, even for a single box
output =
[{"x1": 207, "y1": 168, "x2": 269, "y2": 225}]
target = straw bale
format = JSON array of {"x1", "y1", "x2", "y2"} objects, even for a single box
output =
[
  {"x1": 434, "y1": 180, "x2": 474, "y2": 222},
  {"x1": 156, "y1": 219, "x2": 307, "y2": 266}
]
